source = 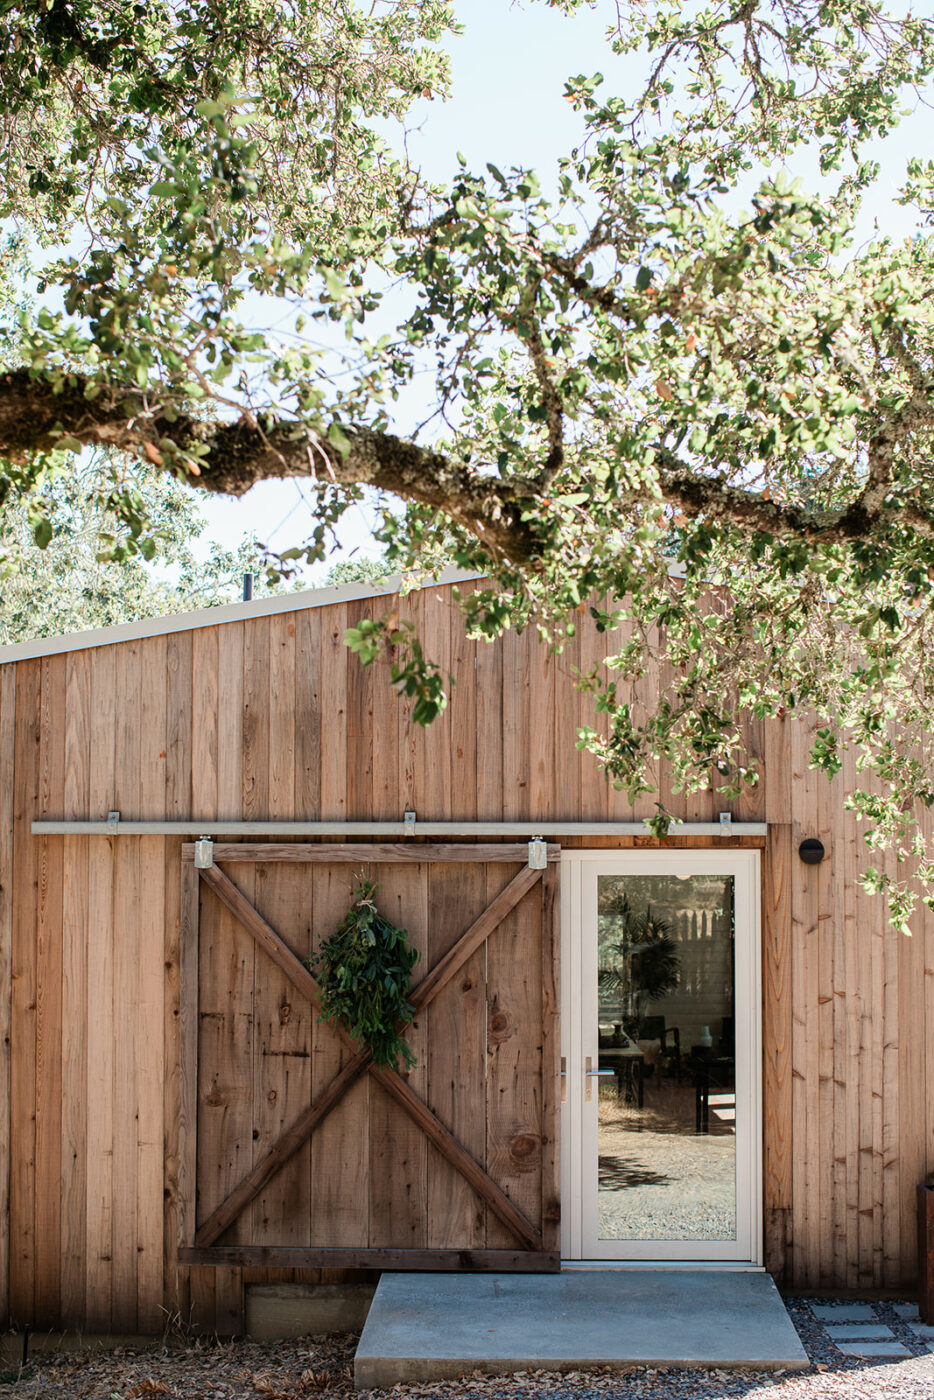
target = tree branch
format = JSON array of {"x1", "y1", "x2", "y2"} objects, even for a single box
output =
[
  {"x1": 654, "y1": 448, "x2": 934, "y2": 543},
  {"x1": 0, "y1": 368, "x2": 547, "y2": 565},
  {"x1": 3, "y1": 367, "x2": 931, "y2": 564},
  {"x1": 521, "y1": 285, "x2": 565, "y2": 488}
]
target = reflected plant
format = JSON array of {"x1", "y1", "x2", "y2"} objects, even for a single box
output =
[{"x1": 598, "y1": 893, "x2": 680, "y2": 1037}]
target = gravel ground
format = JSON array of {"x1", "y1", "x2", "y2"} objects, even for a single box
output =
[
  {"x1": 598, "y1": 1116, "x2": 736, "y2": 1241},
  {"x1": 598, "y1": 1131, "x2": 736, "y2": 1241},
  {"x1": 2, "y1": 1299, "x2": 932, "y2": 1400}
]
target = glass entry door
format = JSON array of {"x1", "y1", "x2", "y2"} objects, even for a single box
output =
[{"x1": 561, "y1": 851, "x2": 761, "y2": 1263}]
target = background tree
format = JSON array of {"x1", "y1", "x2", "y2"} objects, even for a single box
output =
[
  {"x1": 2, "y1": 0, "x2": 934, "y2": 922},
  {"x1": 323, "y1": 555, "x2": 392, "y2": 588},
  {"x1": 0, "y1": 454, "x2": 286, "y2": 644}
]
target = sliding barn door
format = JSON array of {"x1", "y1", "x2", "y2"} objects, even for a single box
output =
[{"x1": 178, "y1": 844, "x2": 560, "y2": 1273}]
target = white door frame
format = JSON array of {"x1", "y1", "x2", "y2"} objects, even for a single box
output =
[{"x1": 560, "y1": 849, "x2": 763, "y2": 1266}]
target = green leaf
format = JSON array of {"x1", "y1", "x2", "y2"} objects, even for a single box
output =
[
  {"x1": 322, "y1": 267, "x2": 347, "y2": 298},
  {"x1": 327, "y1": 422, "x2": 352, "y2": 458},
  {"x1": 195, "y1": 97, "x2": 232, "y2": 117}
]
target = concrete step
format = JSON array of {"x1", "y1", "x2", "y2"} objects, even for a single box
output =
[{"x1": 353, "y1": 1270, "x2": 808, "y2": 1387}]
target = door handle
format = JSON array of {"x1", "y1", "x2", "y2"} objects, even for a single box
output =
[
  {"x1": 585, "y1": 1055, "x2": 615, "y2": 1101},
  {"x1": 560, "y1": 1056, "x2": 567, "y2": 1103}
]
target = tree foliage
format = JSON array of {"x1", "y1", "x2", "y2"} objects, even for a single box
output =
[
  {"x1": 3, "y1": 0, "x2": 934, "y2": 923},
  {"x1": 0, "y1": 454, "x2": 284, "y2": 644}
]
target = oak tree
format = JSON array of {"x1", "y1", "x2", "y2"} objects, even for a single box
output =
[{"x1": 3, "y1": 0, "x2": 934, "y2": 923}]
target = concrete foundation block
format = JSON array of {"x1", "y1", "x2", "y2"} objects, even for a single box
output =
[{"x1": 246, "y1": 1284, "x2": 375, "y2": 1339}]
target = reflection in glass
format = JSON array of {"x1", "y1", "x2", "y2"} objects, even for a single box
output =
[{"x1": 596, "y1": 874, "x2": 736, "y2": 1241}]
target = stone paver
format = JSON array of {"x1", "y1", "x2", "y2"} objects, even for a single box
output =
[
  {"x1": 824, "y1": 1324, "x2": 895, "y2": 1341},
  {"x1": 808, "y1": 1298, "x2": 934, "y2": 1359},
  {"x1": 810, "y1": 1303, "x2": 877, "y2": 1322},
  {"x1": 835, "y1": 1341, "x2": 912, "y2": 1358}
]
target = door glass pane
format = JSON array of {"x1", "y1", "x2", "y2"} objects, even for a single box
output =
[{"x1": 596, "y1": 874, "x2": 736, "y2": 1241}]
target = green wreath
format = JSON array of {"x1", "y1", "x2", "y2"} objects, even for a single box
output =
[{"x1": 312, "y1": 877, "x2": 419, "y2": 1070}]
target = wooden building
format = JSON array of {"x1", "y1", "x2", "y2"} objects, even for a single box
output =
[{"x1": 0, "y1": 569, "x2": 932, "y2": 1336}]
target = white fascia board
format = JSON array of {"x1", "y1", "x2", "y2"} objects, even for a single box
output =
[{"x1": 0, "y1": 566, "x2": 483, "y2": 665}]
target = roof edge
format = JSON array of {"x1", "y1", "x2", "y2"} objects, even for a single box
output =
[{"x1": 0, "y1": 566, "x2": 484, "y2": 665}]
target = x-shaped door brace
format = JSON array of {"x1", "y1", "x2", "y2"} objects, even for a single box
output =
[{"x1": 191, "y1": 861, "x2": 547, "y2": 1253}]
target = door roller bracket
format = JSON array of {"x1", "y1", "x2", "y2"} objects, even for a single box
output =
[
  {"x1": 528, "y1": 838, "x2": 548, "y2": 869},
  {"x1": 194, "y1": 837, "x2": 214, "y2": 869}
]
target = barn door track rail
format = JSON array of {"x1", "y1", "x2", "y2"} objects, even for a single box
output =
[
  {"x1": 33, "y1": 815, "x2": 767, "y2": 838},
  {"x1": 178, "y1": 842, "x2": 561, "y2": 1273}
]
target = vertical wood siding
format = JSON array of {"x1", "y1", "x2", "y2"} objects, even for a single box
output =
[
  {"x1": 0, "y1": 581, "x2": 932, "y2": 1330},
  {"x1": 0, "y1": 665, "x2": 15, "y2": 1326}
]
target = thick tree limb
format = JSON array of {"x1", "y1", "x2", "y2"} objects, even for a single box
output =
[
  {"x1": 523, "y1": 290, "x2": 565, "y2": 489},
  {"x1": 1, "y1": 366, "x2": 931, "y2": 557},
  {"x1": 0, "y1": 367, "x2": 546, "y2": 565},
  {"x1": 653, "y1": 448, "x2": 934, "y2": 542}
]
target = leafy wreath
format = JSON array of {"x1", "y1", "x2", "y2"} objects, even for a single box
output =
[{"x1": 312, "y1": 877, "x2": 419, "y2": 1070}]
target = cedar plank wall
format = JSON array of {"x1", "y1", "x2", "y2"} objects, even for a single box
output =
[{"x1": 0, "y1": 581, "x2": 932, "y2": 1331}]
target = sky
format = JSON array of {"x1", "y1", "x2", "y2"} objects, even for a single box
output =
[
  {"x1": 192, "y1": 0, "x2": 931, "y2": 582},
  {"x1": 196, "y1": 0, "x2": 633, "y2": 576}
]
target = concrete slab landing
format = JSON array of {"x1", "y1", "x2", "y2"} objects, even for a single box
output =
[{"x1": 353, "y1": 1271, "x2": 808, "y2": 1387}]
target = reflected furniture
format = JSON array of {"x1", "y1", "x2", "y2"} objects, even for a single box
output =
[
  {"x1": 691, "y1": 1054, "x2": 735, "y2": 1133},
  {"x1": 598, "y1": 1045, "x2": 645, "y2": 1107}
]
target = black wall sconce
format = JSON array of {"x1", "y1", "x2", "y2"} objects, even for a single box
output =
[{"x1": 799, "y1": 837, "x2": 825, "y2": 865}]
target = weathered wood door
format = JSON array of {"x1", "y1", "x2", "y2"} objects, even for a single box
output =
[{"x1": 178, "y1": 843, "x2": 560, "y2": 1272}]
